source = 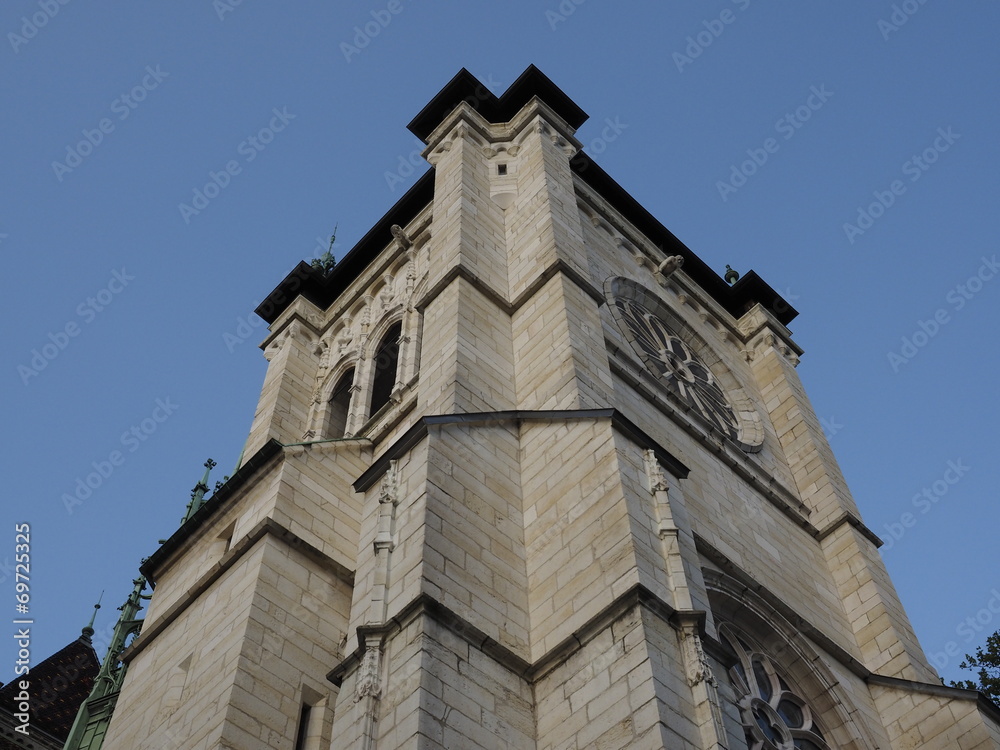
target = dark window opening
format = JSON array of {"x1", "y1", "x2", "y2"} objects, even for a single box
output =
[
  {"x1": 497, "y1": 163, "x2": 508, "y2": 175},
  {"x1": 328, "y1": 368, "x2": 355, "y2": 437},
  {"x1": 369, "y1": 322, "x2": 401, "y2": 417},
  {"x1": 293, "y1": 704, "x2": 312, "y2": 750}
]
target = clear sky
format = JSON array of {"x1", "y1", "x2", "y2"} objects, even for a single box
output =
[{"x1": 2, "y1": 1, "x2": 997, "y2": 689}]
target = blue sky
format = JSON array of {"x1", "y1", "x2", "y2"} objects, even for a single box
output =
[{"x1": 2, "y1": 1, "x2": 997, "y2": 688}]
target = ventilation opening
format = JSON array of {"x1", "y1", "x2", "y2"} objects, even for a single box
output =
[
  {"x1": 369, "y1": 322, "x2": 401, "y2": 417},
  {"x1": 497, "y1": 163, "x2": 507, "y2": 175},
  {"x1": 327, "y1": 368, "x2": 355, "y2": 437}
]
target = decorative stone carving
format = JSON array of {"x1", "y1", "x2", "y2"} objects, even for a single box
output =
[
  {"x1": 337, "y1": 322, "x2": 353, "y2": 354},
  {"x1": 354, "y1": 645, "x2": 383, "y2": 702},
  {"x1": 657, "y1": 255, "x2": 684, "y2": 277},
  {"x1": 405, "y1": 257, "x2": 417, "y2": 300},
  {"x1": 360, "y1": 297, "x2": 373, "y2": 335},
  {"x1": 390, "y1": 224, "x2": 412, "y2": 250},
  {"x1": 378, "y1": 459, "x2": 398, "y2": 507},
  {"x1": 378, "y1": 276, "x2": 395, "y2": 310},
  {"x1": 643, "y1": 449, "x2": 669, "y2": 494},
  {"x1": 681, "y1": 627, "x2": 714, "y2": 688}
]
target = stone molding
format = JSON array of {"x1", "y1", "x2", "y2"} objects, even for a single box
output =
[
  {"x1": 328, "y1": 583, "x2": 716, "y2": 689},
  {"x1": 352, "y1": 408, "x2": 689, "y2": 493},
  {"x1": 123, "y1": 517, "x2": 354, "y2": 665}
]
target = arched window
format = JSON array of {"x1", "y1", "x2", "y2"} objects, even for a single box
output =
[
  {"x1": 327, "y1": 368, "x2": 355, "y2": 438},
  {"x1": 720, "y1": 624, "x2": 830, "y2": 750},
  {"x1": 369, "y1": 322, "x2": 401, "y2": 418}
]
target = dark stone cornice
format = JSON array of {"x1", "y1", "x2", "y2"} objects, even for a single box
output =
[
  {"x1": 254, "y1": 68, "x2": 796, "y2": 329},
  {"x1": 407, "y1": 65, "x2": 588, "y2": 142}
]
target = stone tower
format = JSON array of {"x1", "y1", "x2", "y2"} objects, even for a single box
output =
[{"x1": 100, "y1": 67, "x2": 1000, "y2": 749}]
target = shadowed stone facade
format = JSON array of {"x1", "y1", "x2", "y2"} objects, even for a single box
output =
[{"x1": 100, "y1": 67, "x2": 999, "y2": 749}]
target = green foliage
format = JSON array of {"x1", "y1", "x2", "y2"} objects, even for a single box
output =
[{"x1": 951, "y1": 631, "x2": 1000, "y2": 704}]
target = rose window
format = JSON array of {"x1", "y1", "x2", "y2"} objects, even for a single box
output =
[{"x1": 721, "y1": 626, "x2": 830, "y2": 750}]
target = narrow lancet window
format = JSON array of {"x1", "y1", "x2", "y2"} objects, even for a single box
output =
[{"x1": 369, "y1": 322, "x2": 401, "y2": 417}]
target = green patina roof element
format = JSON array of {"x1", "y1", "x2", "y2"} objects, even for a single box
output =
[
  {"x1": 182, "y1": 458, "x2": 217, "y2": 524},
  {"x1": 80, "y1": 592, "x2": 103, "y2": 644},
  {"x1": 311, "y1": 224, "x2": 338, "y2": 276},
  {"x1": 63, "y1": 576, "x2": 149, "y2": 750}
]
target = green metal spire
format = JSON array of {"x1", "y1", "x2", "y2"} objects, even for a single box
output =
[
  {"x1": 80, "y1": 592, "x2": 103, "y2": 644},
  {"x1": 64, "y1": 577, "x2": 149, "y2": 750},
  {"x1": 311, "y1": 224, "x2": 338, "y2": 275},
  {"x1": 182, "y1": 458, "x2": 216, "y2": 523}
]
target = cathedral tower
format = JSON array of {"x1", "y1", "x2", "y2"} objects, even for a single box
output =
[{"x1": 100, "y1": 67, "x2": 1000, "y2": 749}]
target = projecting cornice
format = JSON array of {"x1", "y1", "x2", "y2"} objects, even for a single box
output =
[{"x1": 255, "y1": 67, "x2": 798, "y2": 328}]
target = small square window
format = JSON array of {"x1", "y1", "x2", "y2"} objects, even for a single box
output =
[{"x1": 497, "y1": 163, "x2": 508, "y2": 176}]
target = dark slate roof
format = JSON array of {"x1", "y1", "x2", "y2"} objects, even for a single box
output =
[
  {"x1": 255, "y1": 67, "x2": 797, "y2": 327},
  {"x1": 0, "y1": 636, "x2": 100, "y2": 742}
]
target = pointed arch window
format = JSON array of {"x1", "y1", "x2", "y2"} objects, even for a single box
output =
[
  {"x1": 369, "y1": 322, "x2": 401, "y2": 418},
  {"x1": 327, "y1": 368, "x2": 355, "y2": 438}
]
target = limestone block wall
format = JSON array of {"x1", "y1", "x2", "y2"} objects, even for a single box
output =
[
  {"x1": 421, "y1": 423, "x2": 528, "y2": 655},
  {"x1": 104, "y1": 543, "x2": 267, "y2": 749},
  {"x1": 511, "y1": 273, "x2": 611, "y2": 411},
  {"x1": 343, "y1": 440, "x2": 428, "y2": 636},
  {"x1": 424, "y1": 113, "x2": 509, "y2": 302},
  {"x1": 534, "y1": 605, "x2": 702, "y2": 749},
  {"x1": 607, "y1": 365, "x2": 858, "y2": 654},
  {"x1": 217, "y1": 537, "x2": 350, "y2": 749},
  {"x1": 418, "y1": 276, "x2": 516, "y2": 415},
  {"x1": 107, "y1": 528, "x2": 352, "y2": 750},
  {"x1": 521, "y1": 418, "x2": 637, "y2": 661},
  {"x1": 871, "y1": 682, "x2": 1000, "y2": 749},
  {"x1": 244, "y1": 317, "x2": 320, "y2": 458},
  {"x1": 332, "y1": 613, "x2": 535, "y2": 749},
  {"x1": 267, "y1": 442, "x2": 368, "y2": 576}
]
